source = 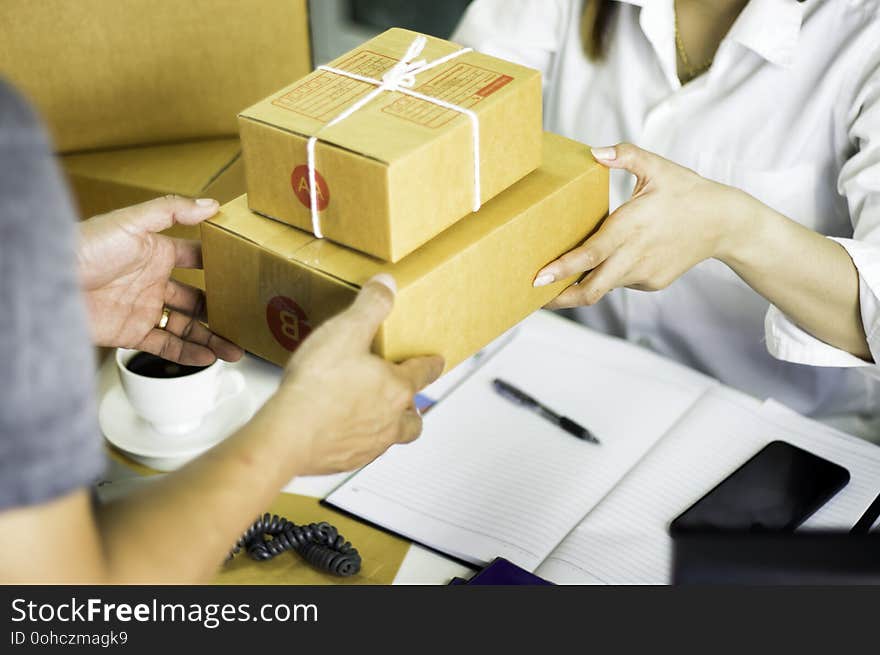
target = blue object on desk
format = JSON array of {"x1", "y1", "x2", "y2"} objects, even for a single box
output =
[
  {"x1": 414, "y1": 393, "x2": 435, "y2": 413},
  {"x1": 450, "y1": 558, "x2": 553, "y2": 585}
]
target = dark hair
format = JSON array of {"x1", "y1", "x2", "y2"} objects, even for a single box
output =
[{"x1": 581, "y1": 0, "x2": 618, "y2": 60}]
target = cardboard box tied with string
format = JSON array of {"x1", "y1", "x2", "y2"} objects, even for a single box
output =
[{"x1": 238, "y1": 28, "x2": 543, "y2": 263}]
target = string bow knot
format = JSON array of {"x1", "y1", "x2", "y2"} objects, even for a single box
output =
[{"x1": 380, "y1": 36, "x2": 428, "y2": 90}]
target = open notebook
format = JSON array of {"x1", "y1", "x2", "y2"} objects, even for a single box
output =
[{"x1": 326, "y1": 311, "x2": 880, "y2": 584}]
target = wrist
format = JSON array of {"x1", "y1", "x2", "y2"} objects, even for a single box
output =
[
  {"x1": 713, "y1": 187, "x2": 770, "y2": 269},
  {"x1": 240, "y1": 392, "x2": 322, "y2": 478}
]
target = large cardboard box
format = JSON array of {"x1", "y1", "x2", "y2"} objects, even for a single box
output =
[
  {"x1": 202, "y1": 133, "x2": 608, "y2": 371},
  {"x1": 0, "y1": 0, "x2": 311, "y2": 153},
  {"x1": 63, "y1": 138, "x2": 246, "y2": 289},
  {"x1": 239, "y1": 28, "x2": 543, "y2": 263}
]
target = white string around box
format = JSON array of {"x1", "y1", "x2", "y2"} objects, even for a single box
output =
[{"x1": 306, "y1": 35, "x2": 481, "y2": 239}]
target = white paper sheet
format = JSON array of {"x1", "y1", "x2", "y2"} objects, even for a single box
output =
[
  {"x1": 535, "y1": 390, "x2": 880, "y2": 584},
  {"x1": 326, "y1": 312, "x2": 715, "y2": 570}
]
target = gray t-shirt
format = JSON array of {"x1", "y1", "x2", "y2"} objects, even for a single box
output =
[{"x1": 0, "y1": 80, "x2": 104, "y2": 510}]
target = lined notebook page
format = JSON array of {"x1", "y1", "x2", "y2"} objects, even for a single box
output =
[
  {"x1": 326, "y1": 312, "x2": 714, "y2": 571},
  {"x1": 536, "y1": 390, "x2": 880, "y2": 584}
]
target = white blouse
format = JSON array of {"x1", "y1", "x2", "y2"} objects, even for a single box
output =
[{"x1": 453, "y1": 0, "x2": 880, "y2": 434}]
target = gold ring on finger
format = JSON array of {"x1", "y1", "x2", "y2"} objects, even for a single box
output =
[{"x1": 157, "y1": 306, "x2": 171, "y2": 330}]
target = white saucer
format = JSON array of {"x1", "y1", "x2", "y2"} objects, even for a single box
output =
[{"x1": 99, "y1": 380, "x2": 256, "y2": 472}]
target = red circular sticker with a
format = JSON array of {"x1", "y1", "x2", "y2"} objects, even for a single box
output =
[
  {"x1": 266, "y1": 296, "x2": 313, "y2": 352},
  {"x1": 290, "y1": 165, "x2": 330, "y2": 211}
]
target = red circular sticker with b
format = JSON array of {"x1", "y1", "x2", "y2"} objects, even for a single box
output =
[
  {"x1": 266, "y1": 295, "x2": 313, "y2": 352},
  {"x1": 291, "y1": 165, "x2": 330, "y2": 211}
]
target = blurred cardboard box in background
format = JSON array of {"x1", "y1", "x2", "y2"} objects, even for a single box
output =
[
  {"x1": 0, "y1": 0, "x2": 311, "y2": 153},
  {"x1": 239, "y1": 28, "x2": 542, "y2": 262},
  {"x1": 63, "y1": 139, "x2": 246, "y2": 289},
  {"x1": 202, "y1": 133, "x2": 608, "y2": 371}
]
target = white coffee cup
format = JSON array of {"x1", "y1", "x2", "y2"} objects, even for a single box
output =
[{"x1": 115, "y1": 348, "x2": 246, "y2": 436}]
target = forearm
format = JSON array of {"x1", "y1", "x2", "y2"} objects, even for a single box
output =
[
  {"x1": 95, "y1": 400, "x2": 312, "y2": 583},
  {"x1": 717, "y1": 196, "x2": 870, "y2": 360},
  {"x1": 1, "y1": 274, "x2": 428, "y2": 584}
]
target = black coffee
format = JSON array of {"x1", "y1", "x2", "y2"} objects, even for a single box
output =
[{"x1": 125, "y1": 352, "x2": 209, "y2": 379}]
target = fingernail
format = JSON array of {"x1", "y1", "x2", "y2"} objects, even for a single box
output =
[
  {"x1": 533, "y1": 273, "x2": 555, "y2": 288},
  {"x1": 371, "y1": 273, "x2": 397, "y2": 295},
  {"x1": 590, "y1": 146, "x2": 616, "y2": 162},
  {"x1": 196, "y1": 198, "x2": 218, "y2": 207}
]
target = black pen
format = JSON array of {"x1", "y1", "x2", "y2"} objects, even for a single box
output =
[
  {"x1": 851, "y1": 489, "x2": 880, "y2": 534},
  {"x1": 491, "y1": 378, "x2": 600, "y2": 445}
]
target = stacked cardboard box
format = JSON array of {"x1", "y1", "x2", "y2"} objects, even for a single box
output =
[
  {"x1": 0, "y1": 0, "x2": 312, "y2": 152},
  {"x1": 63, "y1": 139, "x2": 246, "y2": 289},
  {"x1": 1, "y1": 0, "x2": 312, "y2": 288},
  {"x1": 203, "y1": 30, "x2": 610, "y2": 371},
  {"x1": 238, "y1": 28, "x2": 544, "y2": 262}
]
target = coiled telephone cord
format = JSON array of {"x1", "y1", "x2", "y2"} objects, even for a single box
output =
[{"x1": 228, "y1": 513, "x2": 361, "y2": 577}]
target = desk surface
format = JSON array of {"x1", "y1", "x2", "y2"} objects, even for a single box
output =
[{"x1": 96, "y1": 313, "x2": 880, "y2": 584}]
